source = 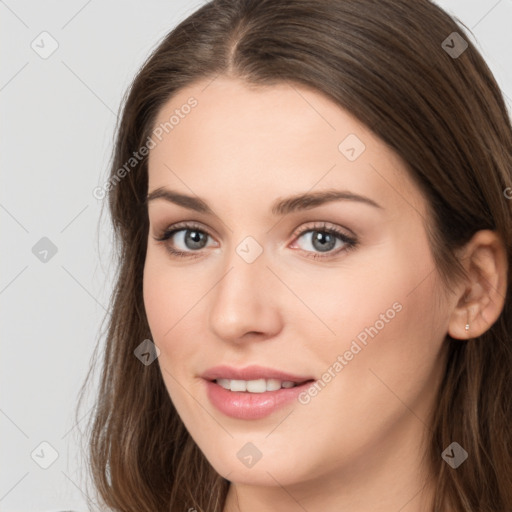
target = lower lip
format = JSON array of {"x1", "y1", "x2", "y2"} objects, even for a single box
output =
[{"x1": 204, "y1": 379, "x2": 313, "y2": 420}]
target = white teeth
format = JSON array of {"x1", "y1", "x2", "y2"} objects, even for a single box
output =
[
  {"x1": 216, "y1": 378, "x2": 231, "y2": 389},
  {"x1": 246, "y1": 379, "x2": 266, "y2": 393},
  {"x1": 230, "y1": 379, "x2": 247, "y2": 392},
  {"x1": 215, "y1": 378, "x2": 300, "y2": 392},
  {"x1": 266, "y1": 378, "x2": 281, "y2": 391}
]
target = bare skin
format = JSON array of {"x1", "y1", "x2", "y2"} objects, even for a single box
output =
[{"x1": 142, "y1": 76, "x2": 507, "y2": 512}]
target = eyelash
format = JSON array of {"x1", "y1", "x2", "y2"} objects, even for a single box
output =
[{"x1": 152, "y1": 221, "x2": 358, "y2": 260}]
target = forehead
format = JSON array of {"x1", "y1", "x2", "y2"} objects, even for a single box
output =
[{"x1": 147, "y1": 76, "x2": 426, "y2": 219}]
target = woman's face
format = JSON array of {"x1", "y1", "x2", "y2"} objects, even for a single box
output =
[{"x1": 143, "y1": 76, "x2": 453, "y2": 492}]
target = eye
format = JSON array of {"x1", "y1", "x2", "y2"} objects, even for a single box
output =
[
  {"x1": 290, "y1": 222, "x2": 358, "y2": 259},
  {"x1": 152, "y1": 222, "x2": 216, "y2": 259}
]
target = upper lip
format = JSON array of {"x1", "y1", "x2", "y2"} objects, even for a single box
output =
[{"x1": 201, "y1": 365, "x2": 314, "y2": 383}]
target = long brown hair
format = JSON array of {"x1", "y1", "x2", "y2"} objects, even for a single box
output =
[{"x1": 77, "y1": 0, "x2": 512, "y2": 510}]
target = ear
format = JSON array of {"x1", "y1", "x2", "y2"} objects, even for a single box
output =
[{"x1": 448, "y1": 230, "x2": 508, "y2": 340}]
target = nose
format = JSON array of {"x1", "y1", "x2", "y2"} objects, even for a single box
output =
[{"x1": 208, "y1": 240, "x2": 283, "y2": 344}]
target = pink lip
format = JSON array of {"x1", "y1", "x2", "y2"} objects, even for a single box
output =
[
  {"x1": 201, "y1": 365, "x2": 315, "y2": 420},
  {"x1": 201, "y1": 364, "x2": 314, "y2": 382}
]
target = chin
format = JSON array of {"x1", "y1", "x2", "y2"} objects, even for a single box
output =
[{"x1": 199, "y1": 440, "x2": 310, "y2": 487}]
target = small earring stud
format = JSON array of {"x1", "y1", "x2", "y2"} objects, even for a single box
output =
[{"x1": 465, "y1": 323, "x2": 470, "y2": 332}]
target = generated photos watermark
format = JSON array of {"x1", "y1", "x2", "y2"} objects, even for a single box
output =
[
  {"x1": 298, "y1": 301, "x2": 403, "y2": 405},
  {"x1": 92, "y1": 96, "x2": 198, "y2": 200}
]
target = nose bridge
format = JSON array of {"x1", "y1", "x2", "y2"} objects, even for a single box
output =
[
  {"x1": 216, "y1": 234, "x2": 267, "y2": 309},
  {"x1": 208, "y1": 233, "x2": 279, "y2": 340}
]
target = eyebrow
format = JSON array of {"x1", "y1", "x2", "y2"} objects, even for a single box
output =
[{"x1": 146, "y1": 187, "x2": 383, "y2": 215}]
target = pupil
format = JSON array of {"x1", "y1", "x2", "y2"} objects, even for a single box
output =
[
  {"x1": 312, "y1": 231, "x2": 335, "y2": 252},
  {"x1": 186, "y1": 230, "x2": 206, "y2": 249}
]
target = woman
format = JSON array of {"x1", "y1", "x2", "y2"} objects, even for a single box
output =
[{"x1": 78, "y1": 0, "x2": 512, "y2": 510}]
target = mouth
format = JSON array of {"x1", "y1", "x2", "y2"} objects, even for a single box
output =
[
  {"x1": 200, "y1": 365, "x2": 316, "y2": 419},
  {"x1": 201, "y1": 367, "x2": 316, "y2": 420}
]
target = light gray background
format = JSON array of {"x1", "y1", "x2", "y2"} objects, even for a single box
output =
[{"x1": 1, "y1": 1, "x2": 511, "y2": 511}]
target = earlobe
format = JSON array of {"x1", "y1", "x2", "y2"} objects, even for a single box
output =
[{"x1": 447, "y1": 230, "x2": 508, "y2": 340}]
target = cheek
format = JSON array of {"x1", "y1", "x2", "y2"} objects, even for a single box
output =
[
  {"x1": 142, "y1": 247, "x2": 200, "y2": 339},
  {"x1": 142, "y1": 250, "x2": 207, "y2": 381},
  {"x1": 142, "y1": 267, "x2": 165, "y2": 337},
  {"x1": 142, "y1": 260, "x2": 196, "y2": 414},
  {"x1": 308, "y1": 238, "x2": 447, "y2": 404}
]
